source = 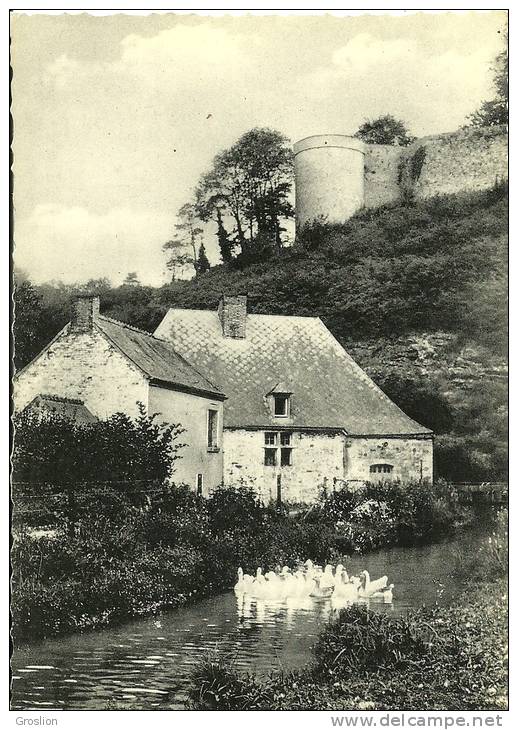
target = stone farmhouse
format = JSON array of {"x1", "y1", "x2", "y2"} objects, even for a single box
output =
[{"x1": 14, "y1": 293, "x2": 433, "y2": 503}]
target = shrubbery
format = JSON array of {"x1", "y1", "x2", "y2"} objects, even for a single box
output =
[
  {"x1": 303, "y1": 479, "x2": 470, "y2": 552},
  {"x1": 11, "y1": 481, "x2": 476, "y2": 643}
]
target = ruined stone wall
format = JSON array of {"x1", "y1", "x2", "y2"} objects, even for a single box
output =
[
  {"x1": 398, "y1": 125, "x2": 508, "y2": 200},
  {"x1": 364, "y1": 144, "x2": 403, "y2": 209},
  {"x1": 326, "y1": 125, "x2": 508, "y2": 219},
  {"x1": 13, "y1": 326, "x2": 149, "y2": 419}
]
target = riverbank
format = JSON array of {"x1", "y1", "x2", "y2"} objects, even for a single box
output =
[
  {"x1": 187, "y1": 577, "x2": 508, "y2": 711},
  {"x1": 12, "y1": 481, "x2": 477, "y2": 643}
]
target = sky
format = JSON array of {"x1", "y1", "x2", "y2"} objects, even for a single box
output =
[{"x1": 11, "y1": 10, "x2": 507, "y2": 286}]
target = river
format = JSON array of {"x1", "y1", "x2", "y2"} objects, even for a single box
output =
[{"x1": 11, "y1": 526, "x2": 491, "y2": 711}]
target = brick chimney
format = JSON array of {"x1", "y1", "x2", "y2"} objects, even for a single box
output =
[
  {"x1": 218, "y1": 295, "x2": 247, "y2": 338},
  {"x1": 70, "y1": 294, "x2": 100, "y2": 333}
]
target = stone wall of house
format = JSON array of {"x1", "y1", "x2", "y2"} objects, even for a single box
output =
[
  {"x1": 148, "y1": 385, "x2": 224, "y2": 494},
  {"x1": 344, "y1": 436, "x2": 433, "y2": 484},
  {"x1": 223, "y1": 428, "x2": 433, "y2": 503},
  {"x1": 364, "y1": 144, "x2": 402, "y2": 209},
  {"x1": 223, "y1": 428, "x2": 346, "y2": 503},
  {"x1": 13, "y1": 326, "x2": 149, "y2": 418}
]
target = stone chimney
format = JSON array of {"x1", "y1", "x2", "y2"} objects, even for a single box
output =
[
  {"x1": 70, "y1": 294, "x2": 100, "y2": 333},
  {"x1": 218, "y1": 294, "x2": 247, "y2": 338}
]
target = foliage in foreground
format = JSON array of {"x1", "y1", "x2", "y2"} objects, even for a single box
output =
[
  {"x1": 12, "y1": 481, "x2": 475, "y2": 643},
  {"x1": 187, "y1": 578, "x2": 508, "y2": 711}
]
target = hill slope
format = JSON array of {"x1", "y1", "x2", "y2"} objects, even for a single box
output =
[{"x1": 14, "y1": 186, "x2": 508, "y2": 482}]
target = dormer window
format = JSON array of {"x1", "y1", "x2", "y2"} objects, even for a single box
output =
[
  {"x1": 267, "y1": 382, "x2": 293, "y2": 419},
  {"x1": 274, "y1": 394, "x2": 289, "y2": 417}
]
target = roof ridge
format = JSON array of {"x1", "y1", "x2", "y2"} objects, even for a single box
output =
[
  {"x1": 37, "y1": 393, "x2": 85, "y2": 405},
  {"x1": 97, "y1": 314, "x2": 169, "y2": 342},
  {"x1": 164, "y1": 307, "x2": 320, "y2": 321}
]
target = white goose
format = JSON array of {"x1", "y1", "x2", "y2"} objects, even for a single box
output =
[
  {"x1": 369, "y1": 583, "x2": 394, "y2": 603},
  {"x1": 358, "y1": 570, "x2": 388, "y2": 598},
  {"x1": 234, "y1": 567, "x2": 246, "y2": 594}
]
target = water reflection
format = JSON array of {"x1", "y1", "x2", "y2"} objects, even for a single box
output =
[{"x1": 12, "y1": 526, "x2": 490, "y2": 711}]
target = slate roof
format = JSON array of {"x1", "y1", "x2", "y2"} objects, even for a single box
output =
[
  {"x1": 25, "y1": 394, "x2": 98, "y2": 423},
  {"x1": 95, "y1": 315, "x2": 225, "y2": 400},
  {"x1": 154, "y1": 309, "x2": 431, "y2": 436}
]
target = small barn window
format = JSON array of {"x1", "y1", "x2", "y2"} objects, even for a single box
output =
[
  {"x1": 370, "y1": 463, "x2": 393, "y2": 474},
  {"x1": 207, "y1": 409, "x2": 219, "y2": 449},
  {"x1": 196, "y1": 473, "x2": 203, "y2": 496},
  {"x1": 265, "y1": 448, "x2": 277, "y2": 466},
  {"x1": 265, "y1": 432, "x2": 277, "y2": 446},
  {"x1": 280, "y1": 432, "x2": 292, "y2": 446}
]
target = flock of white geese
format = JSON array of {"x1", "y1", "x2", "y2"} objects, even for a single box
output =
[{"x1": 234, "y1": 560, "x2": 394, "y2": 605}]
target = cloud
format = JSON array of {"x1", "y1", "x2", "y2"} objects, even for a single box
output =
[
  {"x1": 119, "y1": 24, "x2": 245, "y2": 78},
  {"x1": 332, "y1": 33, "x2": 417, "y2": 73},
  {"x1": 299, "y1": 32, "x2": 500, "y2": 136},
  {"x1": 14, "y1": 204, "x2": 175, "y2": 286}
]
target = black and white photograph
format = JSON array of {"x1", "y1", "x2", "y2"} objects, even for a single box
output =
[{"x1": 9, "y1": 6, "x2": 509, "y2": 719}]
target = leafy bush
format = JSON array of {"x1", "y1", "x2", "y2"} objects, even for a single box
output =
[
  {"x1": 313, "y1": 604, "x2": 428, "y2": 676},
  {"x1": 12, "y1": 406, "x2": 183, "y2": 490},
  {"x1": 207, "y1": 485, "x2": 267, "y2": 535},
  {"x1": 187, "y1": 654, "x2": 267, "y2": 710}
]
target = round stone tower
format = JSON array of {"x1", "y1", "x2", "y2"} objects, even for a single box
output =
[{"x1": 294, "y1": 135, "x2": 366, "y2": 230}]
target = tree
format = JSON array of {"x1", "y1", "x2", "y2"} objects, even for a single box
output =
[
  {"x1": 123, "y1": 272, "x2": 140, "y2": 287},
  {"x1": 195, "y1": 127, "x2": 294, "y2": 261},
  {"x1": 467, "y1": 38, "x2": 508, "y2": 127},
  {"x1": 216, "y1": 208, "x2": 234, "y2": 264},
  {"x1": 196, "y1": 243, "x2": 211, "y2": 274},
  {"x1": 13, "y1": 273, "x2": 45, "y2": 370},
  {"x1": 354, "y1": 115, "x2": 415, "y2": 146},
  {"x1": 162, "y1": 203, "x2": 203, "y2": 280}
]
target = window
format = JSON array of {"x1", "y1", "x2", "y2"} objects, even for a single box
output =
[
  {"x1": 196, "y1": 473, "x2": 203, "y2": 496},
  {"x1": 274, "y1": 394, "x2": 289, "y2": 417},
  {"x1": 370, "y1": 463, "x2": 394, "y2": 474},
  {"x1": 264, "y1": 431, "x2": 294, "y2": 467},
  {"x1": 280, "y1": 448, "x2": 292, "y2": 466},
  {"x1": 265, "y1": 448, "x2": 277, "y2": 466},
  {"x1": 207, "y1": 409, "x2": 219, "y2": 449}
]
